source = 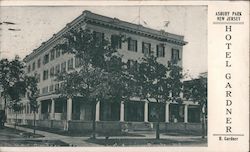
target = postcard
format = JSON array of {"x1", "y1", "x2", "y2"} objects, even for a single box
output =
[{"x1": 0, "y1": 1, "x2": 249, "y2": 152}]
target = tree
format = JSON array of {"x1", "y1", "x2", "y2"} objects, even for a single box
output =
[
  {"x1": 0, "y1": 58, "x2": 11, "y2": 119},
  {"x1": 25, "y1": 75, "x2": 39, "y2": 134},
  {"x1": 130, "y1": 55, "x2": 183, "y2": 139},
  {"x1": 184, "y1": 74, "x2": 207, "y2": 138},
  {"x1": 54, "y1": 28, "x2": 126, "y2": 139},
  {"x1": 5, "y1": 56, "x2": 27, "y2": 129},
  {"x1": 8, "y1": 102, "x2": 23, "y2": 129}
]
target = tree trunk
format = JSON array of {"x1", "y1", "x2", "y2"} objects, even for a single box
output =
[
  {"x1": 201, "y1": 104, "x2": 206, "y2": 139},
  {"x1": 91, "y1": 101, "x2": 97, "y2": 139},
  {"x1": 201, "y1": 113, "x2": 205, "y2": 138},
  {"x1": 155, "y1": 102, "x2": 160, "y2": 140},
  {"x1": 15, "y1": 112, "x2": 17, "y2": 130},
  {"x1": 3, "y1": 95, "x2": 7, "y2": 127},
  {"x1": 33, "y1": 112, "x2": 36, "y2": 135},
  {"x1": 4, "y1": 96, "x2": 7, "y2": 111},
  {"x1": 156, "y1": 121, "x2": 160, "y2": 139}
]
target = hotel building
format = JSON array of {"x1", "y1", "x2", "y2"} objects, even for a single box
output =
[{"x1": 6, "y1": 11, "x2": 201, "y2": 132}]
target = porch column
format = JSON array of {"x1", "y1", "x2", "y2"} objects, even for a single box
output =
[
  {"x1": 95, "y1": 101, "x2": 100, "y2": 121},
  {"x1": 51, "y1": 99, "x2": 55, "y2": 120},
  {"x1": 38, "y1": 101, "x2": 42, "y2": 120},
  {"x1": 120, "y1": 101, "x2": 124, "y2": 122},
  {"x1": 48, "y1": 102, "x2": 51, "y2": 113},
  {"x1": 184, "y1": 104, "x2": 188, "y2": 123},
  {"x1": 67, "y1": 98, "x2": 72, "y2": 121},
  {"x1": 144, "y1": 101, "x2": 148, "y2": 122},
  {"x1": 165, "y1": 102, "x2": 170, "y2": 123},
  {"x1": 180, "y1": 92, "x2": 184, "y2": 98}
]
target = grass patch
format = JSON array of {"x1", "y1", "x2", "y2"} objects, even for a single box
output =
[
  {"x1": 86, "y1": 138, "x2": 207, "y2": 146},
  {"x1": 0, "y1": 126, "x2": 25, "y2": 133},
  {"x1": 20, "y1": 125, "x2": 145, "y2": 137},
  {"x1": 0, "y1": 127, "x2": 44, "y2": 139},
  {"x1": 163, "y1": 130, "x2": 203, "y2": 136},
  {"x1": 0, "y1": 139, "x2": 69, "y2": 146}
]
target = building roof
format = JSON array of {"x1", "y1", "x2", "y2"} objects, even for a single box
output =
[{"x1": 24, "y1": 10, "x2": 187, "y2": 62}]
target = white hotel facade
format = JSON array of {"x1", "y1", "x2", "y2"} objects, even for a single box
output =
[{"x1": 6, "y1": 11, "x2": 201, "y2": 132}]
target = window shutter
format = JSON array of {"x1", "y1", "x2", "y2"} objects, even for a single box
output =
[
  {"x1": 135, "y1": 61, "x2": 138, "y2": 70},
  {"x1": 93, "y1": 31, "x2": 96, "y2": 40},
  {"x1": 135, "y1": 40, "x2": 137, "y2": 52},
  {"x1": 127, "y1": 60, "x2": 131, "y2": 69},
  {"x1": 119, "y1": 36, "x2": 122, "y2": 49},
  {"x1": 178, "y1": 50, "x2": 180, "y2": 60},
  {"x1": 142, "y1": 42, "x2": 144, "y2": 53},
  {"x1": 171, "y1": 48, "x2": 174, "y2": 60},
  {"x1": 163, "y1": 46, "x2": 165, "y2": 57},
  {"x1": 149, "y1": 43, "x2": 151, "y2": 55},
  {"x1": 111, "y1": 35, "x2": 114, "y2": 48},
  {"x1": 156, "y1": 45, "x2": 159, "y2": 57},
  {"x1": 43, "y1": 56, "x2": 45, "y2": 65},
  {"x1": 128, "y1": 38, "x2": 131, "y2": 50},
  {"x1": 102, "y1": 33, "x2": 105, "y2": 44}
]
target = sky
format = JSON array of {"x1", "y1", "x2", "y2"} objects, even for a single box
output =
[{"x1": 0, "y1": 6, "x2": 207, "y2": 77}]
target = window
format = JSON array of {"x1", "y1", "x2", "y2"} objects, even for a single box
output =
[
  {"x1": 42, "y1": 86, "x2": 48, "y2": 94},
  {"x1": 49, "y1": 85, "x2": 54, "y2": 92},
  {"x1": 128, "y1": 38, "x2": 137, "y2": 52},
  {"x1": 62, "y1": 50, "x2": 66, "y2": 55},
  {"x1": 142, "y1": 42, "x2": 151, "y2": 55},
  {"x1": 27, "y1": 65, "x2": 31, "y2": 73},
  {"x1": 61, "y1": 62, "x2": 66, "y2": 72},
  {"x1": 26, "y1": 91, "x2": 30, "y2": 98},
  {"x1": 60, "y1": 82, "x2": 65, "y2": 89},
  {"x1": 37, "y1": 58, "x2": 41, "y2": 68},
  {"x1": 32, "y1": 62, "x2": 36, "y2": 71},
  {"x1": 171, "y1": 48, "x2": 180, "y2": 64},
  {"x1": 43, "y1": 70, "x2": 49, "y2": 80},
  {"x1": 37, "y1": 73, "x2": 41, "y2": 83},
  {"x1": 68, "y1": 58, "x2": 74, "y2": 70},
  {"x1": 55, "y1": 100, "x2": 66, "y2": 113},
  {"x1": 50, "y1": 67, "x2": 55, "y2": 77},
  {"x1": 100, "y1": 102, "x2": 120, "y2": 121},
  {"x1": 50, "y1": 50, "x2": 55, "y2": 61},
  {"x1": 27, "y1": 105, "x2": 30, "y2": 114},
  {"x1": 56, "y1": 49, "x2": 61, "y2": 58},
  {"x1": 43, "y1": 54, "x2": 49, "y2": 64},
  {"x1": 75, "y1": 57, "x2": 81, "y2": 68},
  {"x1": 93, "y1": 31, "x2": 104, "y2": 45},
  {"x1": 111, "y1": 35, "x2": 122, "y2": 49},
  {"x1": 55, "y1": 83, "x2": 60, "y2": 91},
  {"x1": 127, "y1": 59, "x2": 138, "y2": 69},
  {"x1": 55, "y1": 64, "x2": 60, "y2": 74},
  {"x1": 156, "y1": 44, "x2": 165, "y2": 57}
]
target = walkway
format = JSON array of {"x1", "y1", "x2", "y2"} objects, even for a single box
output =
[{"x1": 5, "y1": 124, "x2": 99, "y2": 146}]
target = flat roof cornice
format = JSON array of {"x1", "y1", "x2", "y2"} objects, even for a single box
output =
[{"x1": 24, "y1": 10, "x2": 187, "y2": 62}]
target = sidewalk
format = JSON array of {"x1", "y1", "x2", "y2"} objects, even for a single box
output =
[{"x1": 5, "y1": 124, "x2": 99, "y2": 146}]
